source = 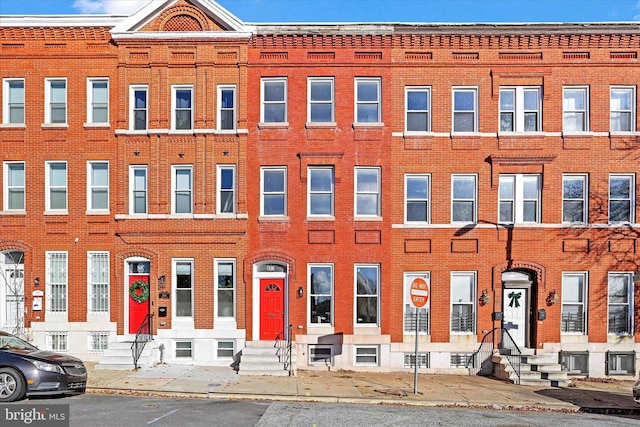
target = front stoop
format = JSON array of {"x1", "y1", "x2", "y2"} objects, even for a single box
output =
[
  {"x1": 239, "y1": 341, "x2": 296, "y2": 376},
  {"x1": 492, "y1": 351, "x2": 571, "y2": 387},
  {"x1": 95, "y1": 340, "x2": 154, "y2": 370}
]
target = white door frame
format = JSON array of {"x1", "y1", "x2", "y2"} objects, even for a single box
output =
[
  {"x1": 251, "y1": 261, "x2": 288, "y2": 342},
  {"x1": 502, "y1": 271, "x2": 532, "y2": 348}
]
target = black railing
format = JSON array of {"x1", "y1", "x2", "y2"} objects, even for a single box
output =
[
  {"x1": 466, "y1": 328, "x2": 495, "y2": 376},
  {"x1": 561, "y1": 312, "x2": 585, "y2": 333},
  {"x1": 131, "y1": 313, "x2": 153, "y2": 370},
  {"x1": 608, "y1": 315, "x2": 632, "y2": 335},
  {"x1": 466, "y1": 328, "x2": 521, "y2": 384},
  {"x1": 275, "y1": 324, "x2": 294, "y2": 376},
  {"x1": 404, "y1": 310, "x2": 429, "y2": 333},
  {"x1": 499, "y1": 328, "x2": 521, "y2": 384}
]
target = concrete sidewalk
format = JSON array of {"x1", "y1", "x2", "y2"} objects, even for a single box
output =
[{"x1": 85, "y1": 362, "x2": 640, "y2": 413}]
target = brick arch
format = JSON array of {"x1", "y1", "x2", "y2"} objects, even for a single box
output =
[
  {"x1": 0, "y1": 241, "x2": 32, "y2": 253},
  {"x1": 118, "y1": 248, "x2": 158, "y2": 263},
  {"x1": 145, "y1": 1, "x2": 218, "y2": 32},
  {"x1": 244, "y1": 251, "x2": 296, "y2": 283},
  {"x1": 494, "y1": 260, "x2": 546, "y2": 289}
]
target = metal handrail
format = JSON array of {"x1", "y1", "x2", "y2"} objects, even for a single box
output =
[
  {"x1": 275, "y1": 324, "x2": 294, "y2": 376},
  {"x1": 466, "y1": 327, "x2": 521, "y2": 383},
  {"x1": 131, "y1": 313, "x2": 154, "y2": 370},
  {"x1": 499, "y1": 328, "x2": 522, "y2": 384}
]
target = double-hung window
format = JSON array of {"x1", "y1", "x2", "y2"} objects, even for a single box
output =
[
  {"x1": 562, "y1": 174, "x2": 587, "y2": 223},
  {"x1": 217, "y1": 165, "x2": 235, "y2": 214},
  {"x1": 609, "y1": 174, "x2": 634, "y2": 223},
  {"x1": 498, "y1": 174, "x2": 541, "y2": 224},
  {"x1": 451, "y1": 174, "x2": 476, "y2": 223},
  {"x1": 308, "y1": 167, "x2": 334, "y2": 217},
  {"x1": 3, "y1": 78, "x2": 24, "y2": 124},
  {"x1": 45, "y1": 78, "x2": 66, "y2": 124},
  {"x1": 129, "y1": 165, "x2": 148, "y2": 215},
  {"x1": 608, "y1": 272, "x2": 633, "y2": 335},
  {"x1": 309, "y1": 264, "x2": 333, "y2": 325},
  {"x1": 563, "y1": 86, "x2": 589, "y2": 132},
  {"x1": 308, "y1": 77, "x2": 334, "y2": 123},
  {"x1": 404, "y1": 273, "x2": 429, "y2": 333},
  {"x1": 129, "y1": 85, "x2": 148, "y2": 131},
  {"x1": 499, "y1": 87, "x2": 541, "y2": 132},
  {"x1": 4, "y1": 162, "x2": 25, "y2": 211},
  {"x1": 88, "y1": 251, "x2": 109, "y2": 314},
  {"x1": 174, "y1": 260, "x2": 193, "y2": 318},
  {"x1": 261, "y1": 167, "x2": 287, "y2": 216},
  {"x1": 215, "y1": 259, "x2": 235, "y2": 319},
  {"x1": 355, "y1": 264, "x2": 379, "y2": 326},
  {"x1": 451, "y1": 272, "x2": 475, "y2": 333},
  {"x1": 47, "y1": 251, "x2": 67, "y2": 313},
  {"x1": 355, "y1": 167, "x2": 381, "y2": 217},
  {"x1": 452, "y1": 87, "x2": 477, "y2": 133},
  {"x1": 46, "y1": 161, "x2": 67, "y2": 212},
  {"x1": 87, "y1": 161, "x2": 109, "y2": 212},
  {"x1": 261, "y1": 78, "x2": 287, "y2": 123},
  {"x1": 610, "y1": 86, "x2": 635, "y2": 132},
  {"x1": 87, "y1": 78, "x2": 109, "y2": 124},
  {"x1": 405, "y1": 174, "x2": 430, "y2": 223},
  {"x1": 561, "y1": 272, "x2": 587, "y2": 334},
  {"x1": 172, "y1": 85, "x2": 193, "y2": 130},
  {"x1": 355, "y1": 78, "x2": 381, "y2": 123},
  {"x1": 217, "y1": 85, "x2": 236, "y2": 131},
  {"x1": 172, "y1": 166, "x2": 193, "y2": 214},
  {"x1": 405, "y1": 87, "x2": 430, "y2": 133}
]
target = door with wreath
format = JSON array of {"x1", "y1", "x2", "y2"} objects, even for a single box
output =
[{"x1": 128, "y1": 262, "x2": 150, "y2": 334}]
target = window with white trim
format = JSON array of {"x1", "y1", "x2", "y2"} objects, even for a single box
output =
[
  {"x1": 129, "y1": 85, "x2": 148, "y2": 131},
  {"x1": 561, "y1": 272, "x2": 586, "y2": 334},
  {"x1": 174, "y1": 260, "x2": 193, "y2": 318},
  {"x1": 172, "y1": 165, "x2": 193, "y2": 214},
  {"x1": 308, "y1": 167, "x2": 334, "y2": 217},
  {"x1": 215, "y1": 259, "x2": 235, "y2": 319},
  {"x1": 450, "y1": 272, "x2": 475, "y2": 334},
  {"x1": 355, "y1": 78, "x2": 381, "y2": 123},
  {"x1": 452, "y1": 87, "x2": 477, "y2": 132},
  {"x1": 355, "y1": 264, "x2": 379, "y2": 326},
  {"x1": 87, "y1": 161, "x2": 109, "y2": 212},
  {"x1": 451, "y1": 174, "x2": 476, "y2": 223},
  {"x1": 47, "y1": 332, "x2": 68, "y2": 352},
  {"x1": 609, "y1": 174, "x2": 634, "y2": 223},
  {"x1": 217, "y1": 85, "x2": 236, "y2": 130},
  {"x1": 45, "y1": 78, "x2": 66, "y2": 124},
  {"x1": 405, "y1": 86, "x2": 430, "y2": 132},
  {"x1": 606, "y1": 351, "x2": 635, "y2": 375},
  {"x1": 405, "y1": 174, "x2": 430, "y2": 223},
  {"x1": 355, "y1": 167, "x2": 380, "y2": 217},
  {"x1": 450, "y1": 353, "x2": 474, "y2": 368},
  {"x1": 261, "y1": 78, "x2": 287, "y2": 123},
  {"x1": 260, "y1": 167, "x2": 287, "y2": 216},
  {"x1": 88, "y1": 251, "x2": 109, "y2": 313},
  {"x1": 4, "y1": 162, "x2": 25, "y2": 211},
  {"x1": 610, "y1": 86, "x2": 635, "y2": 132},
  {"x1": 563, "y1": 86, "x2": 589, "y2": 132},
  {"x1": 309, "y1": 345, "x2": 332, "y2": 365},
  {"x1": 129, "y1": 165, "x2": 148, "y2": 215},
  {"x1": 3, "y1": 78, "x2": 24, "y2": 124},
  {"x1": 499, "y1": 87, "x2": 541, "y2": 132},
  {"x1": 404, "y1": 353, "x2": 429, "y2": 368},
  {"x1": 404, "y1": 273, "x2": 429, "y2": 333},
  {"x1": 88, "y1": 332, "x2": 109, "y2": 352},
  {"x1": 309, "y1": 264, "x2": 333, "y2": 325},
  {"x1": 172, "y1": 85, "x2": 193, "y2": 130},
  {"x1": 608, "y1": 272, "x2": 633, "y2": 335},
  {"x1": 354, "y1": 346, "x2": 378, "y2": 366},
  {"x1": 498, "y1": 174, "x2": 541, "y2": 224},
  {"x1": 308, "y1": 77, "x2": 334, "y2": 123},
  {"x1": 46, "y1": 251, "x2": 67, "y2": 313},
  {"x1": 87, "y1": 78, "x2": 109, "y2": 124},
  {"x1": 46, "y1": 161, "x2": 67, "y2": 212},
  {"x1": 216, "y1": 341, "x2": 234, "y2": 359},
  {"x1": 175, "y1": 341, "x2": 193, "y2": 358},
  {"x1": 217, "y1": 165, "x2": 235, "y2": 214},
  {"x1": 563, "y1": 174, "x2": 587, "y2": 224},
  {"x1": 560, "y1": 351, "x2": 589, "y2": 375}
]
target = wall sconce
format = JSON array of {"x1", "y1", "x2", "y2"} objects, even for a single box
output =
[
  {"x1": 546, "y1": 289, "x2": 559, "y2": 306},
  {"x1": 34, "y1": 277, "x2": 40, "y2": 287},
  {"x1": 158, "y1": 275, "x2": 166, "y2": 289},
  {"x1": 297, "y1": 286, "x2": 304, "y2": 298},
  {"x1": 479, "y1": 289, "x2": 490, "y2": 306}
]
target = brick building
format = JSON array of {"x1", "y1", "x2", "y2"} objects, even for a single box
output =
[{"x1": 1, "y1": 0, "x2": 640, "y2": 378}]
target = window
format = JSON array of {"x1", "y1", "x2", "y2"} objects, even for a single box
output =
[
  {"x1": 499, "y1": 87, "x2": 541, "y2": 132},
  {"x1": 606, "y1": 351, "x2": 635, "y2": 375},
  {"x1": 405, "y1": 86, "x2": 430, "y2": 132},
  {"x1": 46, "y1": 162, "x2": 67, "y2": 212},
  {"x1": 355, "y1": 78, "x2": 381, "y2": 123},
  {"x1": 129, "y1": 85, "x2": 148, "y2": 131},
  {"x1": 610, "y1": 86, "x2": 635, "y2": 132},
  {"x1": 355, "y1": 265, "x2": 379, "y2": 326},
  {"x1": 563, "y1": 174, "x2": 587, "y2": 223},
  {"x1": 563, "y1": 86, "x2": 588, "y2": 132},
  {"x1": 175, "y1": 261, "x2": 193, "y2": 318},
  {"x1": 88, "y1": 252, "x2": 109, "y2": 313},
  {"x1": 47, "y1": 333, "x2": 68, "y2": 352},
  {"x1": 404, "y1": 353, "x2": 429, "y2": 369},
  {"x1": 45, "y1": 78, "x2": 66, "y2": 124},
  {"x1": 88, "y1": 162, "x2": 109, "y2": 212},
  {"x1": 609, "y1": 174, "x2": 634, "y2": 223},
  {"x1": 217, "y1": 85, "x2": 236, "y2": 130},
  {"x1": 450, "y1": 353, "x2": 474, "y2": 368},
  {"x1": 217, "y1": 165, "x2": 235, "y2": 214},
  {"x1": 175, "y1": 341, "x2": 193, "y2": 358},
  {"x1": 405, "y1": 174, "x2": 430, "y2": 223},
  {"x1": 3, "y1": 78, "x2": 24, "y2": 124},
  {"x1": 451, "y1": 174, "x2": 477, "y2": 223},
  {"x1": 261, "y1": 78, "x2": 287, "y2": 123},
  {"x1": 261, "y1": 167, "x2": 286, "y2": 216},
  {"x1": 215, "y1": 259, "x2": 235, "y2": 318},
  {"x1": 451, "y1": 272, "x2": 475, "y2": 333},
  {"x1": 47, "y1": 252, "x2": 67, "y2": 313},
  {"x1": 498, "y1": 174, "x2": 541, "y2": 224},
  {"x1": 309, "y1": 264, "x2": 333, "y2": 325},
  {"x1": 88, "y1": 332, "x2": 109, "y2": 352},
  {"x1": 354, "y1": 346, "x2": 378, "y2": 365},
  {"x1": 172, "y1": 85, "x2": 193, "y2": 130},
  {"x1": 309, "y1": 345, "x2": 332, "y2": 365},
  {"x1": 404, "y1": 273, "x2": 429, "y2": 333},
  {"x1": 129, "y1": 166, "x2": 147, "y2": 215},
  {"x1": 308, "y1": 77, "x2": 334, "y2": 123},
  {"x1": 560, "y1": 351, "x2": 589, "y2": 375},
  {"x1": 217, "y1": 341, "x2": 234, "y2": 359},
  {"x1": 172, "y1": 166, "x2": 193, "y2": 214},
  {"x1": 4, "y1": 162, "x2": 25, "y2": 211},
  {"x1": 452, "y1": 87, "x2": 477, "y2": 132},
  {"x1": 87, "y1": 78, "x2": 109, "y2": 124},
  {"x1": 355, "y1": 167, "x2": 380, "y2": 217},
  {"x1": 608, "y1": 273, "x2": 633, "y2": 335},
  {"x1": 308, "y1": 167, "x2": 334, "y2": 217},
  {"x1": 561, "y1": 273, "x2": 586, "y2": 334}
]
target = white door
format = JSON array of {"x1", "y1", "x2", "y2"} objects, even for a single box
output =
[
  {"x1": 3, "y1": 268, "x2": 24, "y2": 330},
  {"x1": 503, "y1": 287, "x2": 527, "y2": 348}
]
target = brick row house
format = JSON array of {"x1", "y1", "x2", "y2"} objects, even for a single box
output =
[{"x1": 1, "y1": 0, "x2": 640, "y2": 378}]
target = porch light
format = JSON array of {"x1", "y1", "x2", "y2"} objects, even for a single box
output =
[
  {"x1": 34, "y1": 277, "x2": 40, "y2": 287},
  {"x1": 297, "y1": 286, "x2": 304, "y2": 298},
  {"x1": 158, "y1": 275, "x2": 166, "y2": 289}
]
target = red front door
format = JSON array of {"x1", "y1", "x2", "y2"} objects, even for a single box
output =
[
  {"x1": 128, "y1": 275, "x2": 150, "y2": 334},
  {"x1": 260, "y1": 278, "x2": 284, "y2": 340}
]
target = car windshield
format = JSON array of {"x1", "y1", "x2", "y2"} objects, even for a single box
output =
[{"x1": 0, "y1": 335, "x2": 38, "y2": 351}]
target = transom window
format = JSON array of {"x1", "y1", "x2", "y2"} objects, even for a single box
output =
[
  {"x1": 451, "y1": 174, "x2": 477, "y2": 223},
  {"x1": 610, "y1": 86, "x2": 635, "y2": 132},
  {"x1": 355, "y1": 167, "x2": 381, "y2": 217},
  {"x1": 3, "y1": 78, "x2": 25, "y2": 124},
  {"x1": 261, "y1": 167, "x2": 287, "y2": 216},
  {"x1": 261, "y1": 78, "x2": 287, "y2": 123},
  {"x1": 562, "y1": 174, "x2": 587, "y2": 223},
  {"x1": 308, "y1": 77, "x2": 334, "y2": 123},
  {"x1": 609, "y1": 174, "x2": 634, "y2": 223},
  {"x1": 4, "y1": 162, "x2": 25, "y2": 211},
  {"x1": 355, "y1": 78, "x2": 381, "y2": 123},
  {"x1": 452, "y1": 87, "x2": 477, "y2": 133},
  {"x1": 499, "y1": 87, "x2": 541, "y2": 132},
  {"x1": 172, "y1": 85, "x2": 193, "y2": 130},
  {"x1": 563, "y1": 86, "x2": 589, "y2": 132},
  {"x1": 405, "y1": 174, "x2": 430, "y2": 223},
  {"x1": 308, "y1": 167, "x2": 334, "y2": 217},
  {"x1": 405, "y1": 87, "x2": 431, "y2": 133},
  {"x1": 498, "y1": 174, "x2": 541, "y2": 224}
]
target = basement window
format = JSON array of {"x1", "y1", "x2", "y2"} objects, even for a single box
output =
[
  {"x1": 560, "y1": 351, "x2": 589, "y2": 375},
  {"x1": 175, "y1": 341, "x2": 193, "y2": 358},
  {"x1": 450, "y1": 352, "x2": 474, "y2": 368},
  {"x1": 309, "y1": 345, "x2": 332, "y2": 365},
  {"x1": 404, "y1": 353, "x2": 429, "y2": 369},
  {"x1": 606, "y1": 351, "x2": 635, "y2": 375}
]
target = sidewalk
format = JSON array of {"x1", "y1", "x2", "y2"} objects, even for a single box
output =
[{"x1": 85, "y1": 362, "x2": 640, "y2": 414}]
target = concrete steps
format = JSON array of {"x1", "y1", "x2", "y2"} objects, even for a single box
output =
[
  {"x1": 492, "y1": 351, "x2": 570, "y2": 387},
  {"x1": 95, "y1": 340, "x2": 154, "y2": 370},
  {"x1": 239, "y1": 341, "x2": 296, "y2": 376}
]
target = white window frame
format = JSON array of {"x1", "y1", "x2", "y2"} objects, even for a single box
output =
[
  {"x1": 261, "y1": 77, "x2": 287, "y2": 123},
  {"x1": 563, "y1": 86, "x2": 589, "y2": 132},
  {"x1": 45, "y1": 161, "x2": 67, "y2": 213},
  {"x1": 354, "y1": 77, "x2": 381, "y2": 124},
  {"x1": 609, "y1": 174, "x2": 634, "y2": 224},
  {"x1": 88, "y1": 251, "x2": 109, "y2": 314},
  {"x1": 260, "y1": 166, "x2": 287, "y2": 217},
  {"x1": 405, "y1": 86, "x2": 431, "y2": 133},
  {"x1": 610, "y1": 86, "x2": 635, "y2": 132},
  {"x1": 214, "y1": 258, "x2": 236, "y2": 320},
  {"x1": 450, "y1": 272, "x2": 476, "y2": 334},
  {"x1": 173, "y1": 259, "x2": 194, "y2": 320},
  {"x1": 86, "y1": 77, "x2": 109, "y2": 125},
  {"x1": 217, "y1": 84, "x2": 236, "y2": 131},
  {"x1": 47, "y1": 332, "x2": 68, "y2": 352},
  {"x1": 171, "y1": 85, "x2": 194, "y2": 131},
  {"x1": 216, "y1": 341, "x2": 235, "y2": 359},
  {"x1": 87, "y1": 161, "x2": 109, "y2": 213},
  {"x1": 562, "y1": 174, "x2": 588, "y2": 224},
  {"x1": 499, "y1": 86, "x2": 541, "y2": 132},
  {"x1": 354, "y1": 264, "x2": 380, "y2": 326},
  {"x1": 308, "y1": 77, "x2": 334, "y2": 123},
  {"x1": 354, "y1": 346, "x2": 379, "y2": 366},
  {"x1": 46, "y1": 251, "x2": 68, "y2": 314},
  {"x1": 3, "y1": 78, "x2": 25, "y2": 125},
  {"x1": 451, "y1": 174, "x2": 477, "y2": 224},
  {"x1": 216, "y1": 164, "x2": 236, "y2": 215},
  {"x1": 308, "y1": 264, "x2": 333, "y2": 326},
  {"x1": 355, "y1": 167, "x2": 381, "y2": 218},
  {"x1": 44, "y1": 78, "x2": 67, "y2": 125},
  {"x1": 452, "y1": 87, "x2": 478, "y2": 133},
  {"x1": 129, "y1": 85, "x2": 148, "y2": 131},
  {"x1": 607, "y1": 351, "x2": 635, "y2": 375},
  {"x1": 405, "y1": 174, "x2": 430, "y2": 223},
  {"x1": 88, "y1": 332, "x2": 109, "y2": 353},
  {"x1": 175, "y1": 340, "x2": 193, "y2": 359},
  {"x1": 498, "y1": 174, "x2": 541, "y2": 224},
  {"x1": 129, "y1": 165, "x2": 148, "y2": 215},
  {"x1": 404, "y1": 273, "x2": 430, "y2": 334},
  {"x1": 308, "y1": 166, "x2": 334, "y2": 217},
  {"x1": 3, "y1": 161, "x2": 25, "y2": 212},
  {"x1": 608, "y1": 272, "x2": 633, "y2": 335},
  {"x1": 171, "y1": 165, "x2": 193, "y2": 215},
  {"x1": 309, "y1": 345, "x2": 333, "y2": 365},
  {"x1": 561, "y1": 272, "x2": 587, "y2": 335}
]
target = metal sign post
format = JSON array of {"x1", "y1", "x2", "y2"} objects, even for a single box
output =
[
  {"x1": 409, "y1": 277, "x2": 429, "y2": 395},
  {"x1": 414, "y1": 307, "x2": 419, "y2": 394}
]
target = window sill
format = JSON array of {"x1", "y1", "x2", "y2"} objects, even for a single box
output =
[
  {"x1": 0, "y1": 123, "x2": 25, "y2": 129},
  {"x1": 352, "y1": 122, "x2": 384, "y2": 129},
  {"x1": 41, "y1": 123, "x2": 68, "y2": 129},
  {"x1": 83, "y1": 123, "x2": 110, "y2": 129},
  {"x1": 258, "y1": 216, "x2": 290, "y2": 222},
  {"x1": 44, "y1": 210, "x2": 69, "y2": 216},
  {"x1": 354, "y1": 216, "x2": 382, "y2": 222},
  {"x1": 306, "y1": 216, "x2": 335, "y2": 222},
  {"x1": 0, "y1": 210, "x2": 26, "y2": 215},
  {"x1": 306, "y1": 122, "x2": 336, "y2": 129},
  {"x1": 258, "y1": 122, "x2": 289, "y2": 129},
  {"x1": 86, "y1": 210, "x2": 110, "y2": 216}
]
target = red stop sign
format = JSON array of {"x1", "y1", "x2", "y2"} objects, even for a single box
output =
[{"x1": 410, "y1": 277, "x2": 429, "y2": 308}]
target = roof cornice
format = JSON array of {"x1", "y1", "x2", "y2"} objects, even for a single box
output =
[{"x1": 0, "y1": 15, "x2": 124, "y2": 27}]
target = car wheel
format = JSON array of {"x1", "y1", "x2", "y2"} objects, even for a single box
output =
[{"x1": 0, "y1": 367, "x2": 26, "y2": 402}]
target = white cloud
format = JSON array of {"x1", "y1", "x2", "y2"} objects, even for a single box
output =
[{"x1": 73, "y1": 0, "x2": 149, "y2": 14}]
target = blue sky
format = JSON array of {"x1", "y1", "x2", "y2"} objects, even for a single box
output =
[{"x1": 0, "y1": 0, "x2": 639, "y2": 22}]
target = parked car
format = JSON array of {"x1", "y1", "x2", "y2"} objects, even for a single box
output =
[
  {"x1": 0, "y1": 331, "x2": 87, "y2": 402},
  {"x1": 634, "y1": 377, "x2": 640, "y2": 403}
]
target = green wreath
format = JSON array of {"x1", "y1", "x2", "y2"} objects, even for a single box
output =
[{"x1": 129, "y1": 280, "x2": 150, "y2": 304}]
